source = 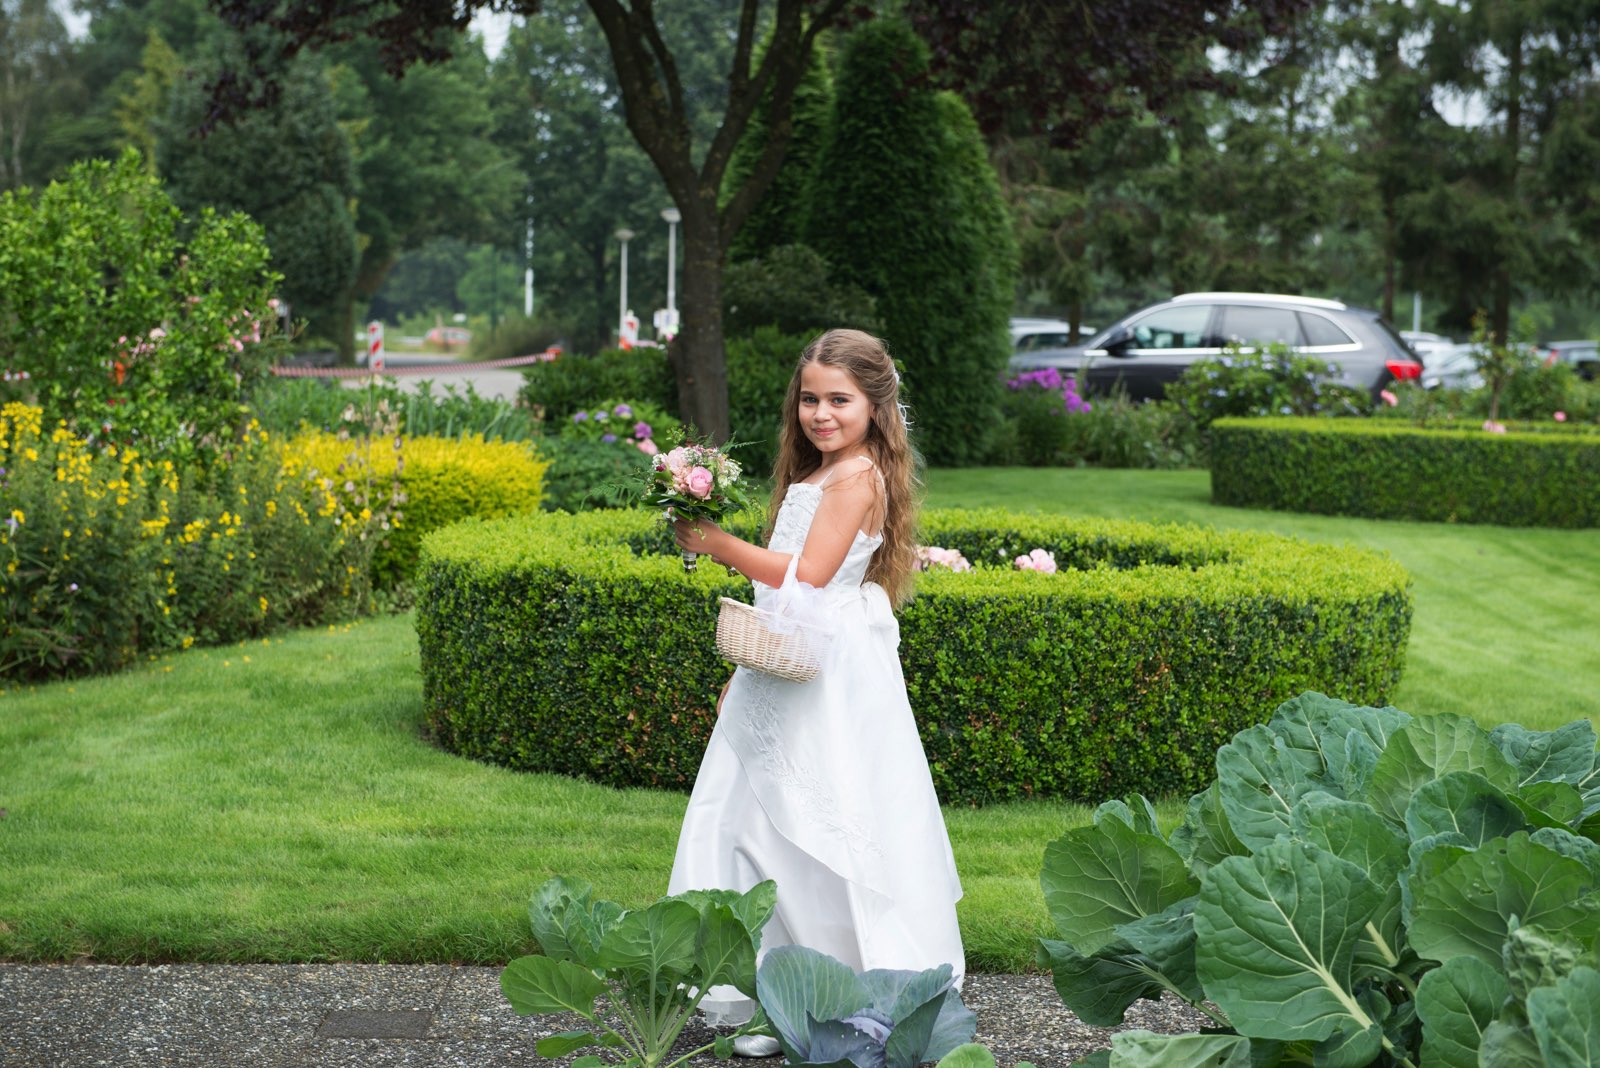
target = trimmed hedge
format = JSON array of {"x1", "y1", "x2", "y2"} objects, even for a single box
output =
[
  {"x1": 1212, "y1": 416, "x2": 1600, "y2": 527},
  {"x1": 415, "y1": 508, "x2": 1412, "y2": 803},
  {"x1": 287, "y1": 431, "x2": 549, "y2": 587}
]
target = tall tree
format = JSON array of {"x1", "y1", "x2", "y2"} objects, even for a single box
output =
[
  {"x1": 0, "y1": 0, "x2": 75, "y2": 188},
  {"x1": 205, "y1": 0, "x2": 1315, "y2": 442}
]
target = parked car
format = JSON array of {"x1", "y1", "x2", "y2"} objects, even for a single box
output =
[
  {"x1": 1401, "y1": 330, "x2": 1456, "y2": 364},
  {"x1": 425, "y1": 325, "x2": 473, "y2": 349},
  {"x1": 1537, "y1": 339, "x2": 1599, "y2": 381},
  {"x1": 1419, "y1": 343, "x2": 1484, "y2": 391},
  {"x1": 1009, "y1": 292, "x2": 1423, "y2": 402},
  {"x1": 1010, "y1": 316, "x2": 1096, "y2": 353}
]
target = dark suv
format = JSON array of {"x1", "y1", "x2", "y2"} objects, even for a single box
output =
[{"x1": 1008, "y1": 292, "x2": 1423, "y2": 401}]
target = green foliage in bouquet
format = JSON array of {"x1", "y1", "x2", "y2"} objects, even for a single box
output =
[
  {"x1": 500, "y1": 877, "x2": 776, "y2": 1068},
  {"x1": 1210, "y1": 416, "x2": 1600, "y2": 527},
  {"x1": 414, "y1": 509, "x2": 1410, "y2": 802},
  {"x1": 1039, "y1": 691, "x2": 1600, "y2": 1068}
]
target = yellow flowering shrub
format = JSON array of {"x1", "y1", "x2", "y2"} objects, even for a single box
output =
[
  {"x1": 0, "y1": 404, "x2": 364, "y2": 679},
  {"x1": 284, "y1": 431, "x2": 548, "y2": 587}
]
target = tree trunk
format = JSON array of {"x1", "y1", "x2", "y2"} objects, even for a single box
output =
[{"x1": 673, "y1": 213, "x2": 730, "y2": 442}]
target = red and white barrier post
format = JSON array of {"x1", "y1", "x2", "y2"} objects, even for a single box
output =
[{"x1": 367, "y1": 321, "x2": 385, "y2": 371}]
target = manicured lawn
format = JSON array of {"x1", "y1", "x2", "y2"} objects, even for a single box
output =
[{"x1": 1, "y1": 468, "x2": 1594, "y2": 971}]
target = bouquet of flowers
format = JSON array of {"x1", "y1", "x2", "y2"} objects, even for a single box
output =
[{"x1": 642, "y1": 432, "x2": 758, "y2": 571}]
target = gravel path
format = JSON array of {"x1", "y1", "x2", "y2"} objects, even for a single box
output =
[{"x1": 0, "y1": 964, "x2": 1211, "y2": 1067}]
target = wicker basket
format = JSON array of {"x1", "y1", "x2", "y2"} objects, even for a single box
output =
[{"x1": 715, "y1": 597, "x2": 831, "y2": 683}]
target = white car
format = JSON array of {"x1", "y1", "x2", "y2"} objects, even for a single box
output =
[
  {"x1": 1420, "y1": 343, "x2": 1484, "y2": 391},
  {"x1": 1010, "y1": 316, "x2": 1095, "y2": 352}
]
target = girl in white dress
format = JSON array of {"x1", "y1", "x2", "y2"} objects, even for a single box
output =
[{"x1": 669, "y1": 329, "x2": 964, "y2": 1053}]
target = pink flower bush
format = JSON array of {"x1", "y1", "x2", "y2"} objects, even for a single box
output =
[
  {"x1": 916, "y1": 546, "x2": 971, "y2": 572},
  {"x1": 1014, "y1": 548, "x2": 1057, "y2": 573},
  {"x1": 637, "y1": 438, "x2": 660, "y2": 456},
  {"x1": 1483, "y1": 420, "x2": 1507, "y2": 434},
  {"x1": 1554, "y1": 411, "x2": 1568, "y2": 423},
  {"x1": 1379, "y1": 389, "x2": 1398, "y2": 407}
]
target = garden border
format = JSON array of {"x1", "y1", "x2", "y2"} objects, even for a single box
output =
[
  {"x1": 415, "y1": 508, "x2": 1412, "y2": 802},
  {"x1": 1211, "y1": 416, "x2": 1600, "y2": 527}
]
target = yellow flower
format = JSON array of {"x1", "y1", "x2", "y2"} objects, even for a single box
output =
[
  {"x1": 9, "y1": 509, "x2": 21, "y2": 525},
  {"x1": 181, "y1": 636, "x2": 195, "y2": 649},
  {"x1": 259, "y1": 596, "x2": 269, "y2": 613}
]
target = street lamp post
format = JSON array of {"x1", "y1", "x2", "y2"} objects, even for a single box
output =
[
  {"x1": 525, "y1": 192, "x2": 535, "y2": 319},
  {"x1": 615, "y1": 227, "x2": 635, "y2": 341},
  {"x1": 661, "y1": 207, "x2": 680, "y2": 328}
]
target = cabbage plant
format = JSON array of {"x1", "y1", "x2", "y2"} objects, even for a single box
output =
[
  {"x1": 1038, "y1": 691, "x2": 1600, "y2": 1068},
  {"x1": 755, "y1": 945, "x2": 978, "y2": 1068},
  {"x1": 501, "y1": 876, "x2": 777, "y2": 1068}
]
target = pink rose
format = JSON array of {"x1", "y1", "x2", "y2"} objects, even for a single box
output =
[
  {"x1": 1379, "y1": 389, "x2": 1398, "y2": 407},
  {"x1": 637, "y1": 437, "x2": 660, "y2": 456},
  {"x1": 1554, "y1": 410, "x2": 1568, "y2": 422},
  {"x1": 687, "y1": 465, "x2": 714, "y2": 499}
]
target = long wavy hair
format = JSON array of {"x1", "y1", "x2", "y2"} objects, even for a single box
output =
[{"x1": 765, "y1": 329, "x2": 922, "y2": 605}]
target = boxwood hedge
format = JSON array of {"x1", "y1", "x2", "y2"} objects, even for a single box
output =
[
  {"x1": 415, "y1": 508, "x2": 1412, "y2": 803},
  {"x1": 1212, "y1": 416, "x2": 1600, "y2": 526}
]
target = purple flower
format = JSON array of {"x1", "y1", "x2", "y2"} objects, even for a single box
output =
[
  {"x1": 601, "y1": 433, "x2": 618, "y2": 443},
  {"x1": 613, "y1": 404, "x2": 633, "y2": 417},
  {"x1": 68, "y1": 582, "x2": 79, "y2": 592},
  {"x1": 634, "y1": 421, "x2": 652, "y2": 440},
  {"x1": 572, "y1": 411, "x2": 588, "y2": 423}
]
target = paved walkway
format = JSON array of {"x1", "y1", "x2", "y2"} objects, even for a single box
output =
[{"x1": 0, "y1": 965, "x2": 1209, "y2": 1067}]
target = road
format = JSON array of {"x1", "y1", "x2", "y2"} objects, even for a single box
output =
[{"x1": 339, "y1": 352, "x2": 531, "y2": 403}]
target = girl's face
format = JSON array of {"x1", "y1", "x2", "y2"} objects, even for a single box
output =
[{"x1": 798, "y1": 361, "x2": 873, "y2": 457}]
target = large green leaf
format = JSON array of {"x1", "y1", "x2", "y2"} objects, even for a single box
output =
[
  {"x1": 934, "y1": 1045, "x2": 997, "y2": 1068},
  {"x1": 500, "y1": 953, "x2": 607, "y2": 1018},
  {"x1": 806, "y1": 1016, "x2": 887, "y2": 1068},
  {"x1": 1489, "y1": 722, "x2": 1598, "y2": 787},
  {"x1": 1215, "y1": 724, "x2": 1310, "y2": 851},
  {"x1": 1268, "y1": 691, "x2": 1407, "y2": 790},
  {"x1": 1107, "y1": 1029, "x2": 1252, "y2": 1068},
  {"x1": 856, "y1": 963, "x2": 954, "y2": 1021},
  {"x1": 1312, "y1": 988, "x2": 1385, "y2": 1068},
  {"x1": 883, "y1": 986, "x2": 949, "y2": 1068},
  {"x1": 756, "y1": 945, "x2": 870, "y2": 1058},
  {"x1": 1194, "y1": 840, "x2": 1385, "y2": 1042},
  {"x1": 732, "y1": 880, "x2": 779, "y2": 943},
  {"x1": 1037, "y1": 938, "x2": 1168, "y2": 1028},
  {"x1": 1409, "y1": 832, "x2": 1600, "y2": 968},
  {"x1": 1513, "y1": 781, "x2": 1585, "y2": 827},
  {"x1": 1400, "y1": 833, "x2": 1471, "y2": 918},
  {"x1": 1405, "y1": 772, "x2": 1528, "y2": 846},
  {"x1": 1527, "y1": 965, "x2": 1600, "y2": 1068},
  {"x1": 1341, "y1": 730, "x2": 1383, "y2": 799},
  {"x1": 1366, "y1": 713, "x2": 1519, "y2": 825},
  {"x1": 1503, "y1": 923, "x2": 1591, "y2": 1004},
  {"x1": 528, "y1": 876, "x2": 601, "y2": 964},
  {"x1": 1415, "y1": 955, "x2": 1510, "y2": 1068},
  {"x1": 1170, "y1": 784, "x2": 1248, "y2": 881},
  {"x1": 921, "y1": 990, "x2": 979, "y2": 1064},
  {"x1": 1041, "y1": 816, "x2": 1198, "y2": 954},
  {"x1": 1530, "y1": 828, "x2": 1600, "y2": 882},
  {"x1": 1094, "y1": 795, "x2": 1162, "y2": 837},
  {"x1": 1479, "y1": 1020, "x2": 1543, "y2": 1068},
  {"x1": 694, "y1": 901, "x2": 759, "y2": 997},
  {"x1": 594, "y1": 898, "x2": 700, "y2": 979},
  {"x1": 1114, "y1": 899, "x2": 1203, "y2": 1002},
  {"x1": 536, "y1": 1030, "x2": 608, "y2": 1057},
  {"x1": 1291, "y1": 792, "x2": 1409, "y2": 883}
]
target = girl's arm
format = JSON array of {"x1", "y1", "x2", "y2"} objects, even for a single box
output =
[{"x1": 675, "y1": 464, "x2": 880, "y2": 588}]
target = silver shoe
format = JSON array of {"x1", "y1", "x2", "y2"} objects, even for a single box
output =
[{"x1": 731, "y1": 1034, "x2": 782, "y2": 1058}]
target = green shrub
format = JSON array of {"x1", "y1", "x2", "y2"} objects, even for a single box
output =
[
  {"x1": 519, "y1": 348, "x2": 677, "y2": 424},
  {"x1": 0, "y1": 403, "x2": 363, "y2": 679},
  {"x1": 415, "y1": 508, "x2": 1411, "y2": 803},
  {"x1": 559, "y1": 399, "x2": 673, "y2": 448},
  {"x1": 287, "y1": 430, "x2": 549, "y2": 587},
  {"x1": 990, "y1": 371, "x2": 1201, "y2": 469},
  {"x1": 726, "y1": 327, "x2": 811, "y2": 475},
  {"x1": 1211, "y1": 416, "x2": 1600, "y2": 527},
  {"x1": 722, "y1": 245, "x2": 882, "y2": 339},
  {"x1": 1166, "y1": 342, "x2": 1372, "y2": 434},
  {"x1": 1038, "y1": 691, "x2": 1600, "y2": 1067},
  {"x1": 0, "y1": 150, "x2": 286, "y2": 462},
  {"x1": 804, "y1": 20, "x2": 1016, "y2": 466},
  {"x1": 470, "y1": 313, "x2": 575, "y2": 361},
  {"x1": 251, "y1": 378, "x2": 542, "y2": 442},
  {"x1": 535, "y1": 438, "x2": 655, "y2": 514}
]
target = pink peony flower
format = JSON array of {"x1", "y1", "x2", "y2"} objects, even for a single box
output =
[
  {"x1": 1483, "y1": 420, "x2": 1507, "y2": 434},
  {"x1": 637, "y1": 437, "x2": 660, "y2": 456},
  {"x1": 1554, "y1": 410, "x2": 1568, "y2": 422},
  {"x1": 1015, "y1": 548, "x2": 1057, "y2": 573},
  {"x1": 1379, "y1": 389, "x2": 1398, "y2": 407},
  {"x1": 687, "y1": 466, "x2": 714, "y2": 499}
]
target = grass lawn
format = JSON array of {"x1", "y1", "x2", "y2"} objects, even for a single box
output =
[{"x1": 1, "y1": 468, "x2": 1595, "y2": 971}]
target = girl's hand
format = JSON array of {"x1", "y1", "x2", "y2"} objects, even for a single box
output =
[{"x1": 674, "y1": 517, "x2": 724, "y2": 560}]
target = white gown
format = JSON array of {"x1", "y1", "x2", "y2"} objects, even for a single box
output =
[{"x1": 667, "y1": 477, "x2": 965, "y2": 1024}]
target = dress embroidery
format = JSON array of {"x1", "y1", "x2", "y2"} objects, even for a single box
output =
[{"x1": 736, "y1": 479, "x2": 884, "y2": 860}]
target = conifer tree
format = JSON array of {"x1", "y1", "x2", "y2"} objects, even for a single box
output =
[{"x1": 805, "y1": 19, "x2": 1015, "y2": 466}]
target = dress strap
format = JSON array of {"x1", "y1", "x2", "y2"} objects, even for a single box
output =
[{"x1": 819, "y1": 454, "x2": 878, "y2": 488}]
